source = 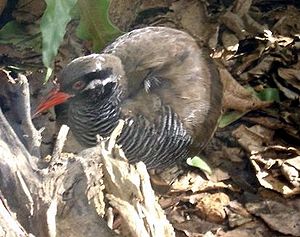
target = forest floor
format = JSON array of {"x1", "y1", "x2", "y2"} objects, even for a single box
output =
[{"x1": 0, "y1": 0, "x2": 300, "y2": 236}]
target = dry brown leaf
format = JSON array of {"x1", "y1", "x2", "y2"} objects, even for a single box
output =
[
  {"x1": 226, "y1": 201, "x2": 253, "y2": 228},
  {"x1": 0, "y1": 44, "x2": 38, "y2": 61},
  {"x1": 139, "y1": 0, "x2": 169, "y2": 10},
  {"x1": 221, "y1": 31, "x2": 239, "y2": 51},
  {"x1": 232, "y1": 0, "x2": 252, "y2": 17},
  {"x1": 171, "y1": 171, "x2": 237, "y2": 193},
  {"x1": 220, "y1": 68, "x2": 271, "y2": 111},
  {"x1": 269, "y1": 5, "x2": 300, "y2": 36},
  {"x1": 262, "y1": 30, "x2": 294, "y2": 48},
  {"x1": 250, "y1": 146, "x2": 300, "y2": 196},
  {"x1": 246, "y1": 199, "x2": 300, "y2": 236},
  {"x1": 282, "y1": 156, "x2": 300, "y2": 187},
  {"x1": 278, "y1": 63, "x2": 300, "y2": 96},
  {"x1": 13, "y1": 0, "x2": 45, "y2": 23},
  {"x1": 234, "y1": 29, "x2": 295, "y2": 85},
  {"x1": 222, "y1": 147, "x2": 244, "y2": 163},
  {"x1": 210, "y1": 168, "x2": 231, "y2": 182},
  {"x1": 278, "y1": 68, "x2": 300, "y2": 88},
  {"x1": 195, "y1": 192, "x2": 230, "y2": 223},
  {"x1": 173, "y1": 219, "x2": 222, "y2": 237},
  {"x1": 240, "y1": 54, "x2": 274, "y2": 78},
  {"x1": 244, "y1": 116, "x2": 287, "y2": 130},
  {"x1": 217, "y1": 221, "x2": 271, "y2": 237},
  {"x1": 234, "y1": 50, "x2": 263, "y2": 77},
  {"x1": 221, "y1": 11, "x2": 248, "y2": 39},
  {"x1": 170, "y1": 0, "x2": 218, "y2": 44},
  {"x1": 274, "y1": 78, "x2": 300, "y2": 99},
  {"x1": 232, "y1": 124, "x2": 274, "y2": 153},
  {"x1": 151, "y1": 165, "x2": 184, "y2": 193},
  {"x1": 242, "y1": 14, "x2": 267, "y2": 35}
]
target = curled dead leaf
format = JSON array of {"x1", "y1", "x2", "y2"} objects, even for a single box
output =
[
  {"x1": 277, "y1": 63, "x2": 300, "y2": 99},
  {"x1": 195, "y1": 193, "x2": 230, "y2": 223},
  {"x1": 220, "y1": 68, "x2": 272, "y2": 112},
  {"x1": 232, "y1": 124, "x2": 274, "y2": 153},
  {"x1": 171, "y1": 171, "x2": 237, "y2": 193},
  {"x1": 232, "y1": 0, "x2": 252, "y2": 17},
  {"x1": 221, "y1": 11, "x2": 248, "y2": 39},
  {"x1": 250, "y1": 146, "x2": 300, "y2": 196},
  {"x1": 246, "y1": 198, "x2": 300, "y2": 236},
  {"x1": 226, "y1": 201, "x2": 252, "y2": 228}
]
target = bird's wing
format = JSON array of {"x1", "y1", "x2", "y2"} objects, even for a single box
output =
[{"x1": 103, "y1": 27, "x2": 222, "y2": 151}]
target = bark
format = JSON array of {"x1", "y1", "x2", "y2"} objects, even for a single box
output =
[{"x1": 0, "y1": 74, "x2": 174, "y2": 237}]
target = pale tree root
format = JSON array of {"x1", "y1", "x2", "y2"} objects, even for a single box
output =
[{"x1": 0, "y1": 74, "x2": 175, "y2": 237}]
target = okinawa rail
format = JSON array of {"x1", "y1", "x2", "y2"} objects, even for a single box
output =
[{"x1": 35, "y1": 27, "x2": 222, "y2": 169}]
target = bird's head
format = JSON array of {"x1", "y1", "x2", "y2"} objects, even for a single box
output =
[{"x1": 34, "y1": 54, "x2": 125, "y2": 117}]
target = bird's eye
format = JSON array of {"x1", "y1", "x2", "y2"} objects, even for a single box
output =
[{"x1": 72, "y1": 80, "x2": 86, "y2": 90}]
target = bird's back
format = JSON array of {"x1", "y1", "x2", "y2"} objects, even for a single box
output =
[{"x1": 103, "y1": 27, "x2": 222, "y2": 155}]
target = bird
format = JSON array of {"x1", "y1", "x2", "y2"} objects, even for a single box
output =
[{"x1": 35, "y1": 26, "x2": 223, "y2": 169}]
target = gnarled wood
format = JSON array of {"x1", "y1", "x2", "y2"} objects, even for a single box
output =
[{"x1": 0, "y1": 74, "x2": 174, "y2": 237}]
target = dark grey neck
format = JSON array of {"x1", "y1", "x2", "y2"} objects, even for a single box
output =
[{"x1": 68, "y1": 85, "x2": 121, "y2": 147}]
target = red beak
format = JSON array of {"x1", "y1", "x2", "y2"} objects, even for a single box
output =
[{"x1": 33, "y1": 88, "x2": 73, "y2": 118}]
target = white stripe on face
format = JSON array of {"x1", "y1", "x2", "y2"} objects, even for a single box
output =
[{"x1": 84, "y1": 74, "x2": 119, "y2": 91}]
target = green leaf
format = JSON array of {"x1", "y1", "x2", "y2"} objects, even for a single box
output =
[
  {"x1": 0, "y1": 21, "x2": 41, "y2": 51},
  {"x1": 76, "y1": 0, "x2": 122, "y2": 51},
  {"x1": 246, "y1": 86, "x2": 280, "y2": 102},
  {"x1": 186, "y1": 156, "x2": 212, "y2": 175},
  {"x1": 218, "y1": 110, "x2": 247, "y2": 128},
  {"x1": 45, "y1": 67, "x2": 54, "y2": 82},
  {"x1": 40, "y1": 0, "x2": 77, "y2": 78},
  {"x1": 0, "y1": 21, "x2": 27, "y2": 44},
  {"x1": 255, "y1": 88, "x2": 280, "y2": 102}
]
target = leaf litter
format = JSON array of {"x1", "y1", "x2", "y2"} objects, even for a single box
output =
[{"x1": 0, "y1": 0, "x2": 300, "y2": 236}]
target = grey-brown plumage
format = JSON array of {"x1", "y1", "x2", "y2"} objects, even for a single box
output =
[{"x1": 43, "y1": 27, "x2": 223, "y2": 169}]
